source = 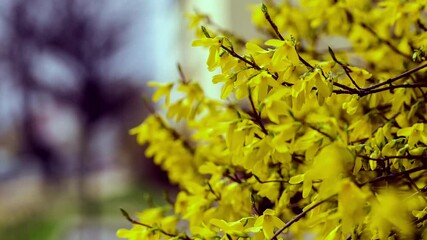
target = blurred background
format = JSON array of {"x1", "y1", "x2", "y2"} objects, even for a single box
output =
[{"x1": 0, "y1": 0, "x2": 258, "y2": 239}]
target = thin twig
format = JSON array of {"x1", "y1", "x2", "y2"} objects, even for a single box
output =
[
  {"x1": 330, "y1": 63, "x2": 427, "y2": 96},
  {"x1": 328, "y1": 46, "x2": 361, "y2": 90},
  {"x1": 177, "y1": 63, "x2": 187, "y2": 84},
  {"x1": 417, "y1": 19, "x2": 427, "y2": 32},
  {"x1": 253, "y1": 174, "x2": 288, "y2": 183},
  {"x1": 361, "y1": 83, "x2": 427, "y2": 96},
  {"x1": 360, "y1": 23, "x2": 411, "y2": 59},
  {"x1": 261, "y1": 3, "x2": 284, "y2": 40},
  {"x1": 356, "y1": 154, "x2": 427, "y2": 162},
  {"x1": 221, "y1": 45, "x2": 261, "y2": 70},
  {"x1": 120, "y1": 208, "x2": 179, "y2": 238},
  {"x1": 142, "y1": 97, "x2": 157, "y2": 114},
  {"x1": 364, "y1": 63, "x2": 427, "y2": 91},
  {"x1": 296, "y1": 50, "x2": 314, "y2": 70},
  {"x1": 333, "y1": 82, "x2": 359, "y2": 93},
  {"x1": 403, "y1": 173, "x2": 427, "y2": 201},
  {"x1": 361, "y1": 165, "x2": 427, "y2": 186},
  {"x1": 270, "y1": 197, "x2": 333, "y2": 239},
  {"x1": 251, "y1": 191, "x2": 262, "y2": 215},
  {"x1": 207, "y1": 181, "x2": 221, "y2": 200},
  {"x1": 307, "y1": 124, "x2": 334, "y2": 141},
  {"x1": 154, "y1": 115, "x2": 195, "y2": 154},
  {"x1": 332, "y1": 89, "x2": 355, "y2": 95},
  {"x1": 220, "y1": 44, "x2": 294, "y2": 85},
  {"x1": 248, "y1": 88, "x2": 268, "y2": 135}
]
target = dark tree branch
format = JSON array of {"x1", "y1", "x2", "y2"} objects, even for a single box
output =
[
  {"x1": 120, "y1": 208, "x2": 186, "y2": 238},
  {"x1": 261, "y1": 3, "x2": 284, "y2": 41},
  {"x1": 248, "y1": 89, "x2": 268, "y2": 135},
  {"x1": 361, "y1": 166, "x2": 427, "y2": 186},
  {"x1": 271, "y1": 197, "x2": 334, "y2": 239},
  {"x1": 221, "y1": 45, "x2": 261, "y2": 70},
  {"x1": 360, "y1": 23, "x2": 411, "y2": 59},
  {"x1": 154, "y1": 115, "x2": 195, "y2": 154},
  {"x1": 364, "y1": 63, "x2": 427, "y2": 91},
  {"x1": 253, "y1": 174, "x2": 288, "y2": 183},
  {"x1": 177, "y1": 63, "x2": 188, "y2": 84},
  {"x1": 328, "y1": 46, "x2": 361, "y2": 90}
]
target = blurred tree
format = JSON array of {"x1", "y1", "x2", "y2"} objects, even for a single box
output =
[{"x1": 0, "y1": 0, "x2": 164, "y2": 218}]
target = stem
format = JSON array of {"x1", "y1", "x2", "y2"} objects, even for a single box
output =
[
  {"x1": 177, "y1": 63, "x2": 187, "y2": 84},
  {"x1": 417, "y1": 19, "x2": 427, "y2": 32},
  {"x1": 221, "y1": 45, "x2": 261, "y2": 70},
  {"x1": 248, "y1": 89, "x2": 268, "y2": 135},
  {"x1": 154, "y1": 115, "x2": 195, "y2": 154},
  {"x1": 364, "y1": 63, "x2": 427, "y2": 91},
  {"x1": 307, "y1": 124, "x2": 334, "y2": 141},
  {"x1": 120, "y1": 208, "x2": 181, "y2": 238},
  {"x1": 328, "y1": 46, "x2": 361, "y2": 90},
  {"x1": 360, "y1": 23, "x2": 411, "y2": 59},
  {"x1": 253, "y1": 174, "x2": 288, "y2": 183},
  {"x1": 270, "y1": 197, "x2": 333, "y2": 239},
  {"x1": 220, "y1": 44, "x2": 293, "y2": 85},
  {"x1": 207, "y1": 181, "x2": 221, "y2": 200},
  {"x1": 361, "y1": 83, "x2": 427, "y2": 96},
  {"x1": 356, "y1": 154, "x2": 427, "y2": 162},
  {"x1": 361, "y1": 165, "x2": 427, "y2": 186},
  {"x1": 333, "y1": 82, "x2": 359, "y2": 93},
  {"x1": 331, "y1": 63, "x2": 427, "y2": 96},
  {"x1": 261, "y1": 3, "x2": 284, "y2": 41},
  {"x1": 296, "y1": 50, "x2": 314, "y2": 70}
]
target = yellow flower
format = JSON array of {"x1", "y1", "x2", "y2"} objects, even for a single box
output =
[
  {"x1": 148, "y1": 82, "x2": 173, "y2": 106},
  {"x1": 342, "y1": 95, "x2": 359, "y2": 115},
  {"x1": 192, "y1": 36, "x2": 223, "y2": 71},
  {"x1": 369, "y1": 190, "x2": 414, "y2": 239},
  {"x1": 338, "y1": 179, "x2": 368, "y2": 235},
  {"x1": 117, "y1": 225, "x2": 151, "y2": 240},
  {"x1": 265, "y1": 39, "x2": 300, "y2": 71},
  {"x1": 253, "y1": 209, "x2": 285, "y2": 239},
  {"x1": 397, "y1": 123, "x2": 427, "y2": 147}
]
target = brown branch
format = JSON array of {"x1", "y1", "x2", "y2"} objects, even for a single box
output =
[
  {"x1": 361, "y1": 83, "x2": 427, "y2": 96},
  {"x1": 364, "y1": 63, "x2": 427, "y2": 91},
  {"x1": 221, "y1": 44, "x2": 296, "y2": 86},
  {"x1": 333, "y1": 81, "x2": 427, "y2": 96},
  {"x1": 253, "y1": 174, "x2": 288, "y2": 183},
  {"x1": 356, "y1": 154, "x2": 427, "y2": 162},
  {"x1": 261, "y1": 3, "x2": 284, "y2": 41},
  {"x1": 248, "y1": 88, "x2": 268, "y2": 135},
  {"x1": 360, "y1": 23, "x2": 411, "y2": 59},
  {"x1": 296, "y1": 49, "x2": 314, "y2": 70},
  {"x1": 220, "y1": 45, "x2": 261, "y2": 70},
  {"x1": 207, "y1": 181, "x2": 221, "y2": 200},
  {"x1": 224, "y1": 172, "x2": 243, "y2": 183},
  {"x1": 142, "y1": 97, "x2": 157, "y2": 114},
  {"x1": 120, "y1": 208, "x2": 182, "y2": 238},
  {"x1": 270, "y1": 197, "x2": 334, "y2": 239},
  {"x1": 154, "y1": 115, "x2": 195, "y2": 154},
  {"x1": 403, "y1": 173, "x2": 427, "y2": 201},
  {"x1": 177, "y1": 63, "x2": 188, "y2": 84},
  {"x1": 328, "y1": 46, "x2": 361, "y2": 90},
  {"x1": 417, "y1": 19, "x2": 427, "y2": 32},
  {"x1": 361, "y1": 165, "x2": 427, "y2": 186},
  {"x1": 333, "y1": 82, "x2": 359, "y2": 93},
  {"x1": 307, "y1": 124, "x2": 334, "y2": 141},
  {"x1": 251, "y1": 191, "x2": 262, "y2": 215}
]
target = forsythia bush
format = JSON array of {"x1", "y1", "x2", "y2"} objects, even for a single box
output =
[{"x1": 118, "y1": 1, "x2": 427, "y2": 239}]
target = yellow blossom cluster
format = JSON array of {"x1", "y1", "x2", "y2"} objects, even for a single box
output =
[{"x1": 118, "y1": 1, "x2": 427, "y2": 239}]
